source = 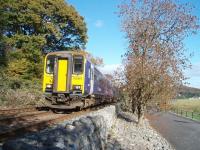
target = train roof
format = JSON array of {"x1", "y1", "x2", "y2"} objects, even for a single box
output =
[
  {"x1": 46, "y1": 50, "x2": 88, "y2": 57},
  {"x1": 46, "y1": 50, "x2": 98, "y2": 65}
]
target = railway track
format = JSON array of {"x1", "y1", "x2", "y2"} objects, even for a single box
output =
[
  {"x1": 0, "y1": 107, "x2": 37, "y2": 115},
  {"x1": 0, "y1": 107, "x2": 93, "y2": 142},
  {"x1": 0, "y1": 111, "x2": 50, "y2": 124}
]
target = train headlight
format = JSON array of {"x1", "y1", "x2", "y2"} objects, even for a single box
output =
[
  {"x1": 73, "y1": 85, "x2": 81, "y2": 90},
  {"x1": 46, "y1": 84, "x2": 53, "y2": 88}
]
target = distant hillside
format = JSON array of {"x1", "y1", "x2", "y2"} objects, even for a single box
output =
[{"x1": 177, "y1": 86, "x2": 200, "y2": 99}]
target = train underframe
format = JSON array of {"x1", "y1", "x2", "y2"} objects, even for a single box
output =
[{"x1": 45, "y1": 92, "x2": 115, "y2": 110}]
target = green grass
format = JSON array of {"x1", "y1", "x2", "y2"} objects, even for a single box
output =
[{"x1": 171, "y1": 99, "x2": 200, "y2": 121}]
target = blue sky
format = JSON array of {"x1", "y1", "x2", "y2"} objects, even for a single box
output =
[{"x1": 67, "y1": 0, "x2": 200, "y2": 88}]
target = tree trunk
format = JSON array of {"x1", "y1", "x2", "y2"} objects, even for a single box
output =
[
  {"x1": 131, "y1": 100, "x2": 137, "y2": 114},
  {"x1": 137, "y1": 104, "x2": 145, "y2": 125}
]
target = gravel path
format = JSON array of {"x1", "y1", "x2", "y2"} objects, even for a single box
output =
[{"x1": 106, "y1": 112, "x2": 174, "y2": 150}]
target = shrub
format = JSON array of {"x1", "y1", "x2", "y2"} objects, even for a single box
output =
[{"x1": 0, "y1": 75, "x2": 46, "y2": 108}]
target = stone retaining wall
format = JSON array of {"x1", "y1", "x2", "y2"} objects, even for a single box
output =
[{"x1": 3, "y1": 106, "x2": 116, "y2": 150}]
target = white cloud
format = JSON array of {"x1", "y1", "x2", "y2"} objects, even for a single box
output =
[
  {"x1": 184, "y1": 62, "x2": 200, "y2": 88},
  {"x1": 94, "y1": 20, "x2": 104, "y2": 28},
  {"x1": 185, "y1": 62, "x2": 200, "y2": 77},
  {"x1": 98, "y1": 64, "x2": 121, "y2": 74}
]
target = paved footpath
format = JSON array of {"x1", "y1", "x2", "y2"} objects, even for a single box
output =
[{"x1": 147, "y1": 112, "x2": 200, "y2": 150}]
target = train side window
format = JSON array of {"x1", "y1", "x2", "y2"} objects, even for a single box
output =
[
  {"x1": 94, "y1": 74, "x2": 97, "y2": 81},
  {"x1": 46, "y1": 56, "x2": 55, "y2": 74},
  {"x1": 88, "y1": 68, "x2": 91, "y2": 78},
  {"x1": 94, "y1": 69, "x2": 96, "y2": 81},
  {"x1": 73, "y1": 56, "x2": 83, "y2": 74},
  {"x1": 91, "y1": 69, "x2": 94, "y2": 80}
]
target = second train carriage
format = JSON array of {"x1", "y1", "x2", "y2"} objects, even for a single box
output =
[{"x1": 42, "y1": 51, "x2": 114, "y2": 109}]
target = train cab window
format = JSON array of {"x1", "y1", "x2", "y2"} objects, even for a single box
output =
[
  {"x1": 73, "y1": 56, "x2": 83, "y2": 74},
  {"x1": 90, "y1": 67, "x2": 95, "y2": 80},
  {"x1": 46, "y1": 56, "x2": 55, "y2": 74}
]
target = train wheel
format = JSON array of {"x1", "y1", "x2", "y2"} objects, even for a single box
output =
[
  {"x1": 76, "y1": 106, "x2": 83, "y2": 111},
  {"x1": 52, "y1": 108, "x2": 66, "y2": 114},
  {"x1": 52, "y1": 97, "x2": 57, "y2": 105}
]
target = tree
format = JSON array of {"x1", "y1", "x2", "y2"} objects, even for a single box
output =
[
  {"x1": 118, "y1": 0, "x2": 199, "y2": 124},
  {"x1": 0, "y1": 0, "x2": 87, "y2": 52},
  {"x1": 0, "y1": 0, "x2": 87, "y2": 79},
  {"x1": 81, "y1": 51, "x2": 104, "y2": 66},
  {"x1": 88, "y1": 55, "x2": 104, "y2": 66}
]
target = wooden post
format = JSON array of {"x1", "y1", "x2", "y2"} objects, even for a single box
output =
[
  {"x1": 192, "y1": 112, "x2": 193, "y2": 119},
  {"x1": 186, "y1": 111, "x2": 187, "y2": 117},
  {"x1": 181, "y1": 110, "x2": 182, "y2": 116}
]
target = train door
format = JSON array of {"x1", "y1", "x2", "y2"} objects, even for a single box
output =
[
  {"x1": 54, "y1": 58, "x2": 68, "y2": 92},
  {"x1": 90, "y1": 64, "x2": 94, "y2": 94}
]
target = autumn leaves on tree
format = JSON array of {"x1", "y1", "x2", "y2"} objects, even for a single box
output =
[{"x1": 118, "y1": 0, "x2": 199, "y2": 124}]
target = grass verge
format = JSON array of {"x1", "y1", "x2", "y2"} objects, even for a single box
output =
[{"x1": 171, "y1": 99, "x2": 200, "y2": 121}]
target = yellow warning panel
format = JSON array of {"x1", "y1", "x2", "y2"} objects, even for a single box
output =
[{"x1": 57, "y1": 59, "x2": 68, "y2": 92}]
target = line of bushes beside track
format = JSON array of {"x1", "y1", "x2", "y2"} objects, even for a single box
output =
[{"x1": 0, "y1": 77, "x2": 45, "y2": 108}]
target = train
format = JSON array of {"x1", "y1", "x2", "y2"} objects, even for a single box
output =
[{"x1": 42, "y1": 51, "x2": 115, "y2": 110}]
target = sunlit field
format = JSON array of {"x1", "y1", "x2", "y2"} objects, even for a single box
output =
[{"x1": 171, "y1": 99, "x2": 200, "y2": 113}]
